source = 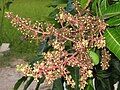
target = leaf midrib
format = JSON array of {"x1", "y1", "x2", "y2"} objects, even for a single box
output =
[
  {"x1": 105, "y1": 12, "x2": 120, "y2": 15},
  {"x1": 106, "y1": 30, "x2": 120, "y2": 48}
]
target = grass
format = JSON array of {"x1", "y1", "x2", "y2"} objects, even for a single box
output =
[
  {"x1": 0, "y1": 0, "x2": 54, "y2": 67},
  {"x1": 9, "y1": 0, "x2": 54, "y2": 21}
]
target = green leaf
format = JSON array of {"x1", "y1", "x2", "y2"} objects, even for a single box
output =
[
  {"x1": 49, "y1": 8, "x2": 59, "y2": 19},
  {"x1": 100, "y1": 0, "x2": 108, "y2": 12},
  {"x1": 39, "y1": 40, "x2": 48, "y2": 53},
  {"x1": 91, "y1": 0, "x2": 108, "y2": 17},
  {"x1": 29, "y1": 40, "x2": 49, "y2": 65},
  {"x1": 66, "y1": 0, "x2": 74, "y2": 12},
  {"x1": 100, "y1": 0, "x2": 109, "y2": 18},
  {"x1": 23, "y1": 77, "x2": 34, "y2": 90},
  {"x1": 52, "y1": 78, "x2": 64, "y2": 90},
  {"x1": 65, "y1": 41, "x2": 73, "y2": 53},
  {"x1": 104, "y1": 28, "x2": 120, "y2": 60},
  {"x1": 95, "y1": 78, "x2": 106, "y2": 90},
  {"x1": 97, "y1": 70, "x2": 110, "y2": 79},
  {"x1": 14, "y1": 76, "x2": 27, "y2": 90},
  {"x1": 35, "y1": 77, "x2": 45, "y2": 90},
  {"x1": 85, "y1": 79, "x2": 94, "y2": 90},
  {"x1": 79, "y1": 0, "x2": 88, "y2": 8},
  {"x1": 89, "y1": 51, "x2": 100, "y2": 65},
  {"x1": 95, "y1": 70, "x2": 111, "y2": 90},
  {"x1": 91, "y1": 0, "x2": 98, "y2": 16},
  {"x1": 67, "y1": 67, "x2": 80, "y2": 90},
  {"x1": 102, "y1": 2, "x2": 120, "y2": 19},
  {"x1": 95, "y1": 78, "x2": 111, "y2": 90},
  {"x1": 106, "y1": 16, "x2": 120, "y2": 26},
  {"x1": 111, "y1": 59, "x2": 120, "y2": 73}
]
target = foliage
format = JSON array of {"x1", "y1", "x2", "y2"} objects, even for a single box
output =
[
  {"x1": 0, "y1": 0, "x2": 14, "y2": 30},
  {"x1": 104, "y1": 28, "x2": 120, "y2": 59},
  {"x1": 4, "y1": 0, "x2": 120, "y2": 90}
]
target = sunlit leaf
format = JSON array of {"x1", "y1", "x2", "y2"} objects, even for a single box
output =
[
  {"x1": 91, "y1": 0, "x2": 108, "y2": 17},
  {"x1": 106, "y1": 16, "x2": 120, "y2": 26},
  {"x1": 89, "y1": 51, "x2": 100, "y2": 65},
  {"x1": 79, "y1": 0, "x2": 88, "y2": 9},
  {"x1": 100, "y1": 0, "x2": 109, "y2": 12},
  {"x1": 102, "y1": 2, "x2": 120, "y2": 19},
  {"x1": 104, "y1": 28, "x2": 120, "y2": 60},
  {"x1": 85, "y1": 79, "x2": 94, "y2": 90}
]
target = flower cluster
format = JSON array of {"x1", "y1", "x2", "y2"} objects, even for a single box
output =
[
  {"x1": 6, "y1": 1, "x2": 110, "y2": 90},
  {"x1": 5, "y1": 12, "x2": 39, "y2": 40},
  {"x1": 101, "y1": 49, "x2": 111, "y2": 70}
]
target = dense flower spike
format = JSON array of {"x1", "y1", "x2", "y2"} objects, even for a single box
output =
[
  {"x1": 101, "y1": 49, "x2": 111, "y2": 70},
  {"x1": 5, "y1": 1, "x2": 110, "y2": 89}
]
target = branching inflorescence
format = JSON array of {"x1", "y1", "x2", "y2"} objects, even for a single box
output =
[{"x1": 5, "y1": 1, "x2": 111, "y2": 90}]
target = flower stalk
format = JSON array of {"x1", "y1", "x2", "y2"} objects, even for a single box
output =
[{"x1": 5, "y1": 1, "x2": 111, "y2": 89}]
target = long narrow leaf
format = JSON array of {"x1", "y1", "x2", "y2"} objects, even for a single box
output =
[
  {"x1": 104, "y1": 28, "x2": 120, "y2": 60},
  {"x1": 85, "y1": 79, "x2": 94, "y2": 90},
  {"x1": 67, "y1": 67, "x2": 80, "y2": 90},
  {"x1": 52, "y1": 78, "x2": 64, "y2": 90},
  {"x1": 106, "y1": 16, "x2": 120, "y2": 26},
  {"x1": 100, "y1": 0, "x2": 109, "y2": 12},
  {"x1": 35, "y1": 77, "x2": 45, "y2": 90},
  {"x1": 23, "y1": 77, "x2": 34, "y2": 90},
  {"x1": 79, "y1": 0, "x2": 88, "y2": 9},
  {"x1": 91, "y1": 0, "x2": 98, "y2": 15},
  {"x1": 102, "y1": 2, "x2": 120, "y2": 19},
  {"x1": 14, "y1": 76, "x2": 27, "y2": 90}
]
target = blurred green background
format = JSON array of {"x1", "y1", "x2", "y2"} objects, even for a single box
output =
[{"x1": 0, "y1": 0, "x2": 54, "y2": 67}]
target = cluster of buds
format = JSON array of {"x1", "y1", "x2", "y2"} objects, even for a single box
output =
[
  {"x1": 5, "y1": 1, "x2": 111, "y2": 90},
  {"x1": 5, "y1": 12, "x2": 39, "y2": 40},
  {"x1": 17, "y1": 41, "x2": 75, "y2": 87},
  {"x1": 101, "y1": 49, "x2": 111, "y2": 70},
  {"x1": 16, "y1": 64, "x2": 33, "y2": 76},
  {"x1": 17, "y1": 40, "x2": 93, "y2": 89}
]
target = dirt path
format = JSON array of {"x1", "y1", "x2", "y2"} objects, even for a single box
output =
[{"x1": 0, "y1": 67, "x2": 24, "y2": 90}]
